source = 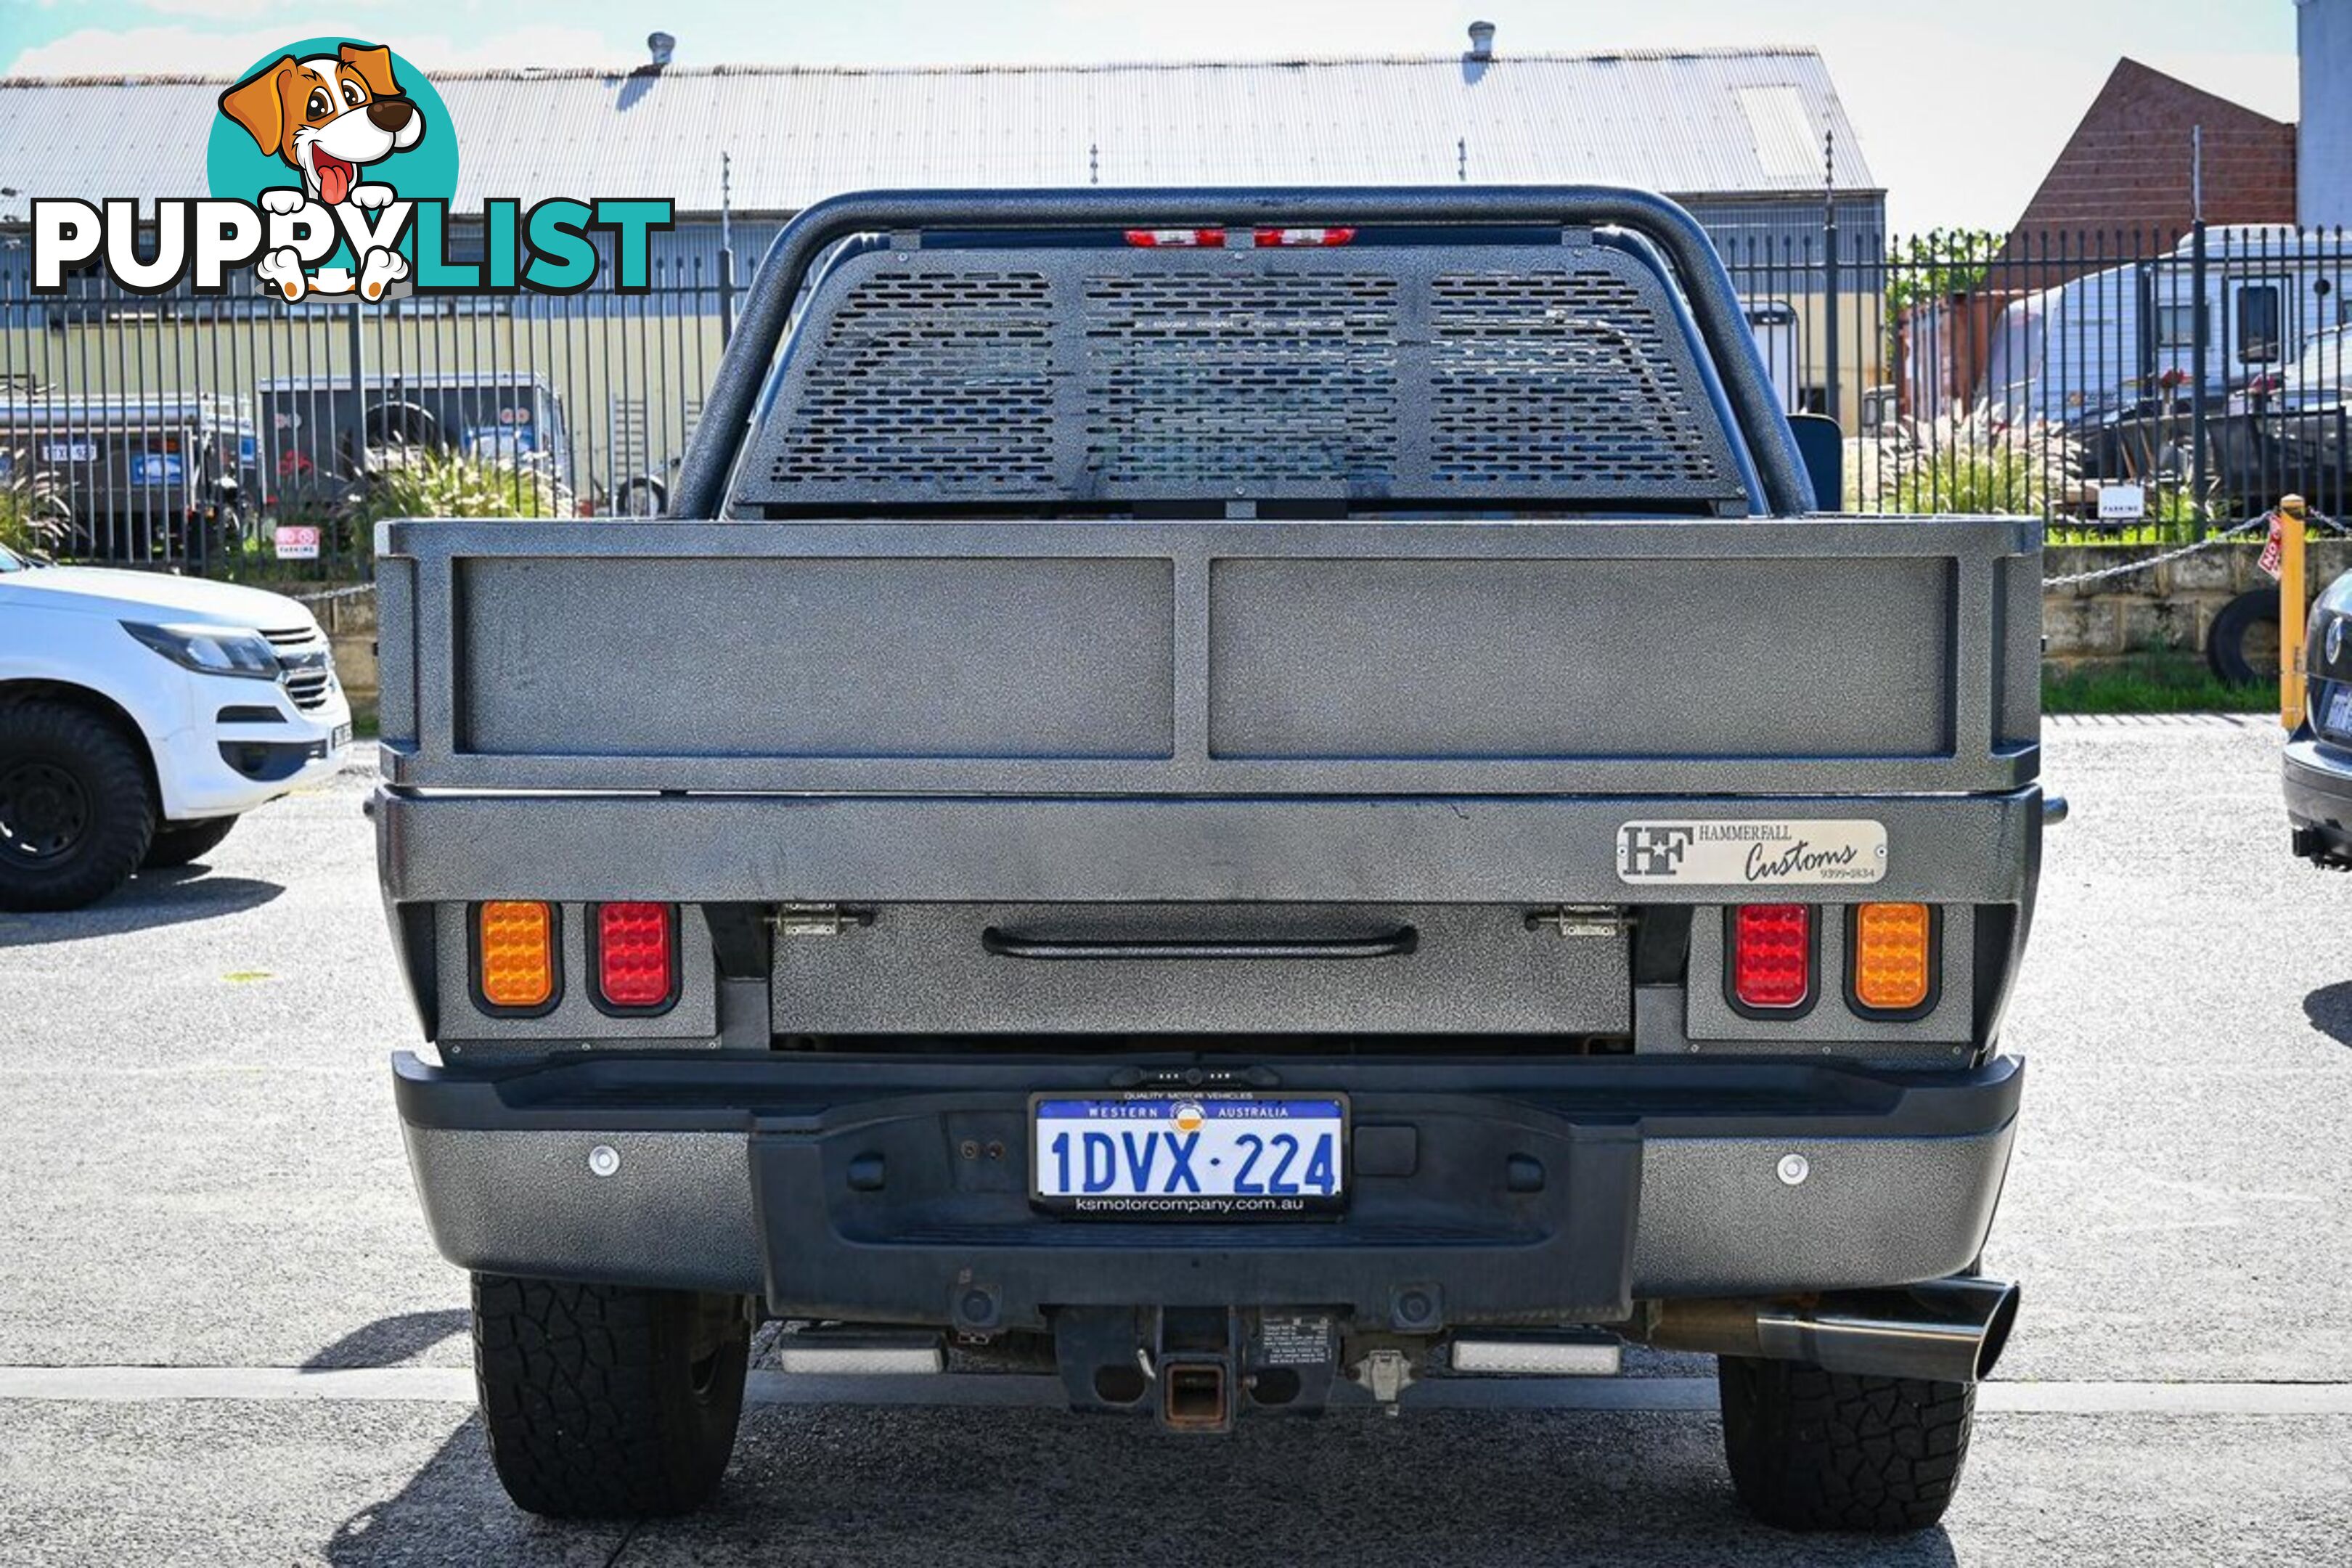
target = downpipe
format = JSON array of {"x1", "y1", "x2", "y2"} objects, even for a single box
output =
[{"x1": 1636, "y1": 1278, "x2": 2021, "y2": 1384}]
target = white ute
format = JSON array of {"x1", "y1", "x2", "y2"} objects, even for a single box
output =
[{"x1": 0, "y1": 542, "x2": 351, "y2": 910}]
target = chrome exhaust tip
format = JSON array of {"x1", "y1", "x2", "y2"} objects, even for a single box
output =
[
  {"x1": 1644, "y1": 1276, "x2": 2021, "y2": 1384},
  {"x1": 1758, "y1": 1278, "x2": 2020, "y2": 1384}
]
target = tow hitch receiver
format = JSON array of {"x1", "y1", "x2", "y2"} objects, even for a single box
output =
[
  {"x1": 1161, "y1": 1360, "x2": 1229, "y2": 1432},
  {"x1": 1053, "y1": 1306, "x2": 1342, "y2": 1429}
]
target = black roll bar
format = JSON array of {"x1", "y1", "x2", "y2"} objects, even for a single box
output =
[{"x1": 671, "y1": 186, "x2": 1816, "y2": 520}]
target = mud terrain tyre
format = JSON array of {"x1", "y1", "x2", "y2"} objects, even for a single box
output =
[
  {"x1": 473, "y1": 1273, "x2": 751, "y2": 1518},
  {"x1": 1718, "y1": 1356, "x2": 1975, "y2": 1532},
  {"x1": 0, "y1": 701, "x2": 155, "y2": 912},
  {"x1": 141, "y1": 816, "x2": 238, "y2": 870}
]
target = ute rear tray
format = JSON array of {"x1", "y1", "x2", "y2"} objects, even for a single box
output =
[{"x1": 374, "y1": 514, "x2": 2040, "y2": 799}]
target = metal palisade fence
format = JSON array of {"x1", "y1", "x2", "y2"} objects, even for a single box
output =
[
  {"x1": 2, "y1": 219, "x2": 2348, "y2": 578},
  {"x1": 0, "y1": 252, "x2": 731, "y2": 576},
  {"x1": 1726, "y1": 220, "x2": 2351, "y2": 532}
]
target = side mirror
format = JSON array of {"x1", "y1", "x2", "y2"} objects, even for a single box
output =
[{"x1": 1786, "y1": 412, "x2": 1843, "y2": 513}]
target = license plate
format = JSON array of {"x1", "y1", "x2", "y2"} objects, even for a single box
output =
[
  {"x1": 1032, "y1": 1093, "x2": 1347, "y2": 1217},
  {"x1": 331, "y1": 722, "x2": 353, "y2": 751},
  {"x1": 2325, "y1": 685, "x2": 2352, "y2": 741}
]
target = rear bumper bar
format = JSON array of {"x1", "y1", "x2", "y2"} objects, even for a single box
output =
[
  {"x1": 394, "y1": 1050, "x2": 2022, "y2": 1330},
  {"x1": 2284, "y1": 735, "x2": 2352, "y2": 863}
]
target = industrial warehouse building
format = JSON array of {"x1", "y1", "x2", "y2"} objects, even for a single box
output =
[
  {"x1": 0, "y1": 29, "x2": 1883, "y2": 552},
  {"x1": 0, "y1": 30, "x2": 1880, "y2": 259}
]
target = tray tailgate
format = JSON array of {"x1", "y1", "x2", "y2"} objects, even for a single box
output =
[{"x1": 377, "y1": 515, "x2": 2038, "y2": 797}]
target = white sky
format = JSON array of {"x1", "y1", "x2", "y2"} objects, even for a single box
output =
[{"x1": 0, "y1": 0, "x2": 2308, "y2": 234}]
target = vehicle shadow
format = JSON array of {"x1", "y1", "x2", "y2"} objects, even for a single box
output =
[
  {"x1": 323, "y1": 1410, "x2": 631, "y2": 1568},
  {"x1": 314, "y1": 1309, "x2": 637, "y2": 1567},
  {"x1": 302, "y1": 1309, "x2": 469, "y2": 1371},
  {"x1": 321, "y1": 1397, "x2": 1964, "y2": 1567},
  {"x1": 0, "y1": 871, "x2": 282, "y2": 946},
  {"x1": 2303, "y1": 981, "x2": 2352, "y2": 1048}
]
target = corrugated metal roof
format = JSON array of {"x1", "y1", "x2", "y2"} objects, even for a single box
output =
[{"x1": 0, "y1": 48, "x2": 1877, "y2": 224}]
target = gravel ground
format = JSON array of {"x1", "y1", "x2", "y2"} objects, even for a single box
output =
[{"x1": 0, "y1": 717, "x2": 2347, "y2": 1565}]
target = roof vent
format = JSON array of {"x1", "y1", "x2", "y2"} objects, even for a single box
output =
[
  {"x1": 1467, "y1": 20, "x2": 1496, "y2": 60},
  {"x1": 647, "y1": 31, "x2": 676, "y2": 68}
]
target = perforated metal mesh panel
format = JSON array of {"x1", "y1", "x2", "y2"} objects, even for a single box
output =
[
  {"x1": 1083, "y1": 273, "x2": 1400, "y2": 488},
  {"x1": 766, "y1": 271, "x2": 1056, "y2": 491},
  {"x1": 1430, "y1": 272, "x2": 1730, "y2": 486},
  {"x1": 733, "y1": 240, "x2": 1749, "y2": 511}
]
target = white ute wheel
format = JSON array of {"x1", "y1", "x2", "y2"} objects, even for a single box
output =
[{"x1": 0, "y1": 701, "x2": 157, "y2": 912}]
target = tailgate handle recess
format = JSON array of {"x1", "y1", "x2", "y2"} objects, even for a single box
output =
[{"x1": 979, "y1": 928, "x2": 1419, "y2": 962}]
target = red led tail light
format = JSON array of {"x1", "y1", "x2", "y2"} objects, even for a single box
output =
[
  {"x1": 594, "y1": 902, "x2": 676, "y2": 1013},
  {"x1": 1730, "y1": 904, "x2": 1813, "y2": 1012},
  {"x1": 1124, "y1": 227, "x2": 1225, "y2": 248},
  {"x1": 1252, "y1": 226, "x2": 1357, "y2": 247}
]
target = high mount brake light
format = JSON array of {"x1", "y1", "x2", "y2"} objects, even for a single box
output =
[
  {"x1": 1124, "y1": 227, "x2": 1225, "y2": 248},
  {"x1": 1851, "y1": 902, "x2": 1936, "y2": 1013},
  {"x1": 595, "y1": 902, "x2": 677, "y2": 1012},
  {"x1": 1121, "y1": 226, "x2": 1357, "y2": 249},
  {"x1": 1730, "y1": 905, "x2": 1813, "y2": 1012},
  {"x1": 1253, "y1": 226, "x2": 1356, "y2": 247},
  {"x1": 477, "y1": 901, "x2": 556, "y2": 1011}
]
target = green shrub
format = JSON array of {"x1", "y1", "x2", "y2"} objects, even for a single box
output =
[
  {"x1": 271, "y1": 446, "x2": 573, "y2": 563},
  {"x1": 1850, "y1": 414, "x2": 2081, "y2": 516},
  {"x1": 0, "y1": 447, "x2": 71, "y2": 558},
  {"x1": 345, "y1": 446, "x2": 573, "y2": 526}
]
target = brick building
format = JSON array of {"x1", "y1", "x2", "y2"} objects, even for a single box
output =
[{"x1": 1993, "y1": 57, "x2": 2297, "y2": 287}]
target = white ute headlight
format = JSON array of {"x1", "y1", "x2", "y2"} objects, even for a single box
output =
[{"x1": 121, "y1": 621, "x2": 282, "y2": 681}]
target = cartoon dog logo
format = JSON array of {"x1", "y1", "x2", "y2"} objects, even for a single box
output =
[{"x1": 218, "y1": 44, "x2": 422, "y2": 302}]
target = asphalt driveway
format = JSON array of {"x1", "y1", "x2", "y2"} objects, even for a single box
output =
[{"x1": 1, "y1": 716, "x2": 2348, "y2": 1565}]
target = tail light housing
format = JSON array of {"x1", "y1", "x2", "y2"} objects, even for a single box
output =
[
  {"x1": 474, "y1": 901, "x2": 558, "y2": 1014},
  {"x1": 1253, "y1": 225, "x2": 1355, "y2": 247},
  {"x1": 1726, "y1": 904, "x2": 1816, "y2": 1016},
  {"x1": 1124, "y1": 227, "x2": 1225, "y2": 248},
  {"x1": 1848, "y1": 902, "x2": 1940, "y2": 1016},
  {"x1": 593, "y1": 902, "x2": 679, "y2": 1014}
]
